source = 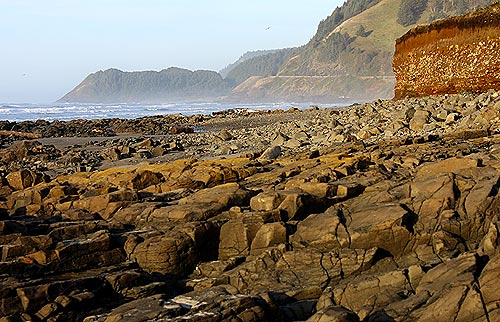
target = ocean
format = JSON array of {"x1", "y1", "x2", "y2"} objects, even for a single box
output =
[{"x1": 0, "y1": 102, "x2": 335, "y2": 122}]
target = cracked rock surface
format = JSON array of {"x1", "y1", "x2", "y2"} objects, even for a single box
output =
[{"x1": 1, "y1": 90, "x2": 500, "y2": 321}]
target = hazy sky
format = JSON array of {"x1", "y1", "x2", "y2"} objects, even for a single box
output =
[{"x1": 0, "y1": 0, "x2": 344, "y2": 103}]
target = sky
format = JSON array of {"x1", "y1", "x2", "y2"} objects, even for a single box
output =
[{"x1": 0, "y1": 0, "x2": 344, "y2": 103}]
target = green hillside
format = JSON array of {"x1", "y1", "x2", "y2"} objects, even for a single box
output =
[
  {"x1": 279, "y1": 0, "x2": 494, "y2": 77},
  {"x1": 61, "y1": 0, "x2": 496, "y2": 104},
  {"x1": 58, "y1": 68, "x2": 232, "y2": 103},
  {"x1": 224, "y1": 48, "x2": 299, "y2": 85},
  {"x1": 219, "y1": 49, "x2": 285, "y2": 78},
  {"x1": 230, "y1": 0, "x2": 495, "y2": 102}
]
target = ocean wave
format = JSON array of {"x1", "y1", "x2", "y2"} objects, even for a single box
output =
[
  {"x1": 1, "y1": 104, "x2": 22, "y2": 108},
  {"x1": 0, "y1": 102, "x2": 339, "y2": 122}
]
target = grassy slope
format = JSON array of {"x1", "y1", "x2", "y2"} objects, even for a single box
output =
[
  {"x1": 230, "y1": 0, "x2": 495, "y2": 102},
  {"x1": 332, "y1": 0, "x2": 404, "y2": 52}
]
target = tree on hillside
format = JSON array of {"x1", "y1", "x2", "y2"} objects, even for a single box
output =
[
  {"x1": 311, "y1": 0, "x2": 381, "y2": 47},
  {"x1": 397, "y1": 0, "x2": 429, "y2": 26}
]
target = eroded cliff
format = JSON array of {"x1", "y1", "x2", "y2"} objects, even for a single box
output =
[{"x1": 394, "y1": 4, "x2": 500, "y2": 99}]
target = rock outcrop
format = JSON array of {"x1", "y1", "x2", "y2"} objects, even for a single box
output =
[
  {"x1": 1, "y1": 88, "x2": 500, "y2": 321},
  {"x1": 394, "y1": 4, "x2": 500, "y2": 99}
]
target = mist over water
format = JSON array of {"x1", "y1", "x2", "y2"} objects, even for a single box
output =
[{"x1": 0, "y1": 102, "x2": 336, "y2": 122}]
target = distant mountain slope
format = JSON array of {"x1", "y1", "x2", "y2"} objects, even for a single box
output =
[
  {"x1": 219, "y1": 49, "x2": 283, "y2": 78},
  {"x1": 58, "y1": 68, "x2": 232, "y2": 103},
  {"x1": 62, "y1": 0, "x2": 495, "y2": 104},
  {"x1": 230, "y1": 0, "x2": 495, "y2": 102},
  {"x1": 229, "y1": 75, "x2": 395, "y2": 103},
  {"x1": 224, "y1": 47, "x2": 299, "y2": 85},
  {"x1": 279, "y1": 0, "x2": 494, "y2": 77}
]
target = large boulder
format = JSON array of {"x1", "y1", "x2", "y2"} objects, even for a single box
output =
[
  {"x1": 126, "y1": 230, "x2": 196, "y2": 276},
  {"x1": 5, "y1": 170, "x2": 47, "y2": 191},
  {"x1": 306, "y1": 306, "x2": 360, "y2": 322},
  {"x1": 126, "y1": 223, "x2": 218, "y2": 276}
]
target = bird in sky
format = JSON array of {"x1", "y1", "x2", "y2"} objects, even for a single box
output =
[{"x1": 265, "y1": 26, "x2": 271, "y2": 30}]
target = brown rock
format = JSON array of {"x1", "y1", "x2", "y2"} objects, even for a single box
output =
[
  {"x1": 6, "y1": 170, "x2": 36, "y2": 191},
  {"x1": 250, "y1": 222, "x2": 287, "y2": 256},
  {"x1": 219, "y1": 215, "x2": 264, "y2": 260},
  {"x1": 330, "y1": 268, "x2": 422, "y2": 320},
  {"x1": 147, "y1": 183, "x2": 251, "y2": 223},
  {"x1": 259, "y1": 146, "x2": 282, "y2": 161},
  {"x1": 128, "y1": 223, "x2": 217, "y2": 277},
  {"x1": 291, "y1": 207, "x2": 348, "y2": 251},
  {"x1": 72, "y1": 188, "x2": 137, "y2": 218},
  {"x1": 129, "y1": 170, "x2": 163, "y2": 190},
  {"x1": 225, "y1": 247, "x2": 379, "y2": 294},
  {"x1": 409, "y1": 110, "x2": 430, "y2": 131},
  {"x1": 296, "y1": 182, "x2": 337, "y2": 199},
  {"x1": 277, "y1": 191, "x2": 308, "y2": 220},
  {"x1": 94, "y1": 295, "x2": 185, "y2": 322},
  {"x1": 169, "y1": 126, "x2": 194, "y2": 134},
  {"x1": 250, "y1": 191, "x2": 282, "y2": 212},
  {"x1": 415, "y1": 157, "x2": 481, "y2": 178},
  {"x1": 306, "y1": 306, "x2": 360, "y2": 322},
  {"x1": 334, "y1": 182, "x2": 364, "y2": 199}
]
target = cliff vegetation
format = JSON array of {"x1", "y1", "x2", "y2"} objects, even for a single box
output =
[{"x1": 58, "y1": 68, "x2": 232, "y2": 103}]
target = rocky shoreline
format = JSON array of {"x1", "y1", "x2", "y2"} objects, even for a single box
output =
[{"x1": 1, "y1": 90, "x2": 500, "y2": 321}]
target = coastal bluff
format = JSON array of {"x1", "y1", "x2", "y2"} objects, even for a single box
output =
[{"x1": 393, "y1": 4, "x2": 500, "y2": 99}]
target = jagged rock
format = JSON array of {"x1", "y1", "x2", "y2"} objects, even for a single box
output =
[
  {"x1": 86, "y1": 294, "x2": 186, "y2": 322},
  {"x1": 127, "y1": 223, "x2": 218, "y2": 276},
  {"x1": 218, "y1": 129, "x2": 234, "y2": 141},
  {"x1": 194, "y1": 257, "x2": 245, "y2": 279},
  {"x1": 147, "y1": 183, "x2": 251, "y2": 223},
  {"x1": 409, "y1": 110, "x2": 430, "y2": 131},
  {"x1": 72, "y1": 188, "x2": 138, "y2": 219},
  {"x1": 128, "y1": 170, "x2": 163, "y2": 190},
  {"x1": 2, "y1": 84, "x2": 500, "y2": 321},
  {"x1": 259, "y1": 146, "x2": 281, "y2": 161},
  {"x1": 250, "y1": 191, "x2": 282, "y2": 212},
  {"x1": 295, "y1": 182, "x2": 337, "y2": 199},
  {"x1": 414, "y1": 157, "x2": 481, "y2": 178},
  {"x1": 306, "y1": 306, "x2": 360, "y2": 322},
  {"x1": 291, "y1": 207, "x2": 348, "y2": 251},
  {"x1": 91, "y1": 286, "x2": 270, "y2": 321},
  {"x1": 334, "y1": 182, "x2": 364, "y2": 199},
  {"x1": 5, "y1": 170, "x2": 47, "y2": 191},
  {"x1": 224, "y1": 247, "x2": 380, "y2": 294},
  {"x1": 478, "y1": 219, "x2": 500, "y2": 257},
  {"x1": 100, "y1": 148, "x2": 122, "y2": 161},
  {"x1": 249, "y1": 222, "x2": 287, "y2": 256},
  {"x1": 329, "y1": 268, "x2": 423, "y2": 320},
  {"x1": 170, "y1": 286, "x2": 269, "y2": 321},
  {"x1": 169, "y1": 125, "x2": 194, "y2": 134},
  {"x1": 218, "y1": 215, "x2": 265, "y2": 260},
  {"x1": 126, "y1": 230, "x2": 197, "y2": 276},
  {"x1": 376, "y1": 253, "x2": 479, "y2": 321}
]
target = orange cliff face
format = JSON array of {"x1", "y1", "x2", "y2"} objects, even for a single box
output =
[{"x1": 393, "y1": 4, "x2": 500, "y2": 100}]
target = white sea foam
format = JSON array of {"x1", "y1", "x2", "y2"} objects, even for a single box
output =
[{"x1": 0, "y1": 102, "x2": 335, "y2": 122}]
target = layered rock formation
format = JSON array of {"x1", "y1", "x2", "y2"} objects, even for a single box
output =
[
  {"x1": 394, "y1": 4, "x2": 500, "y2": 99},
  {"x1": 1, "y1": 89, "x2": 500, "y2": 321}
]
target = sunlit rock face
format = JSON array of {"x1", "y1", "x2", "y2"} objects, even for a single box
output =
[{"x1": 393, "y1": 4, "x2": 500, "y2": 99}]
